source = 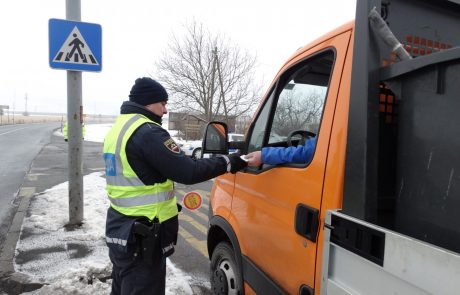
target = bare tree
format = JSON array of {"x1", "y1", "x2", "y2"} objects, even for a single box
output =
[
  {"x1": 155, "y1": 20, "x2": 261, "y2": 124},
  {"x1": 235, "y1": 114, "x2": 252, "y2": 134},
  {"x1": 271, "y1": 87, "x2": 324, "y2": 136}
]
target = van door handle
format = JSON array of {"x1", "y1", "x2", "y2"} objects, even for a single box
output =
[{"x1": 295, "y1": 204, "x2": 319, "y2": 242}]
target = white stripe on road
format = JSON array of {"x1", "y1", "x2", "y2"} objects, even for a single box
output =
[
  {"x1": 0, "y1": 126, "x2": 30, "y2": 136},
  {"x1": 179, "y1": 225, "x2": 208, "y2": 257},
  {"x1": 179, "y1": 213, "x2": 208, "y2": 235}
]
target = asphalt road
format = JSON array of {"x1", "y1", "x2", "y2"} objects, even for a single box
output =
[
  {"x1": 174, "y1": 181, "x2": 214, "y2": 294},
  {"x1": 0, "y1": 123, "x2": 60, "y2": 247}
]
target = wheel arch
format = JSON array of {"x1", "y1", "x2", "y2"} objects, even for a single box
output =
[
  {"x1": 208, "y1": 215, "x2": 243, "y2": 268},
  {"x1": 208, "y1": 215, "x2": 245, "y2": 293}
]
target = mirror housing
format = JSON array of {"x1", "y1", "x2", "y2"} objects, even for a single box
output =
[
  {"x1": 202, "y1": 122, "x2": 229, "y2": 154},
  {"x1": 229, "y1": 141, "x2": 245, "y2": 151}
]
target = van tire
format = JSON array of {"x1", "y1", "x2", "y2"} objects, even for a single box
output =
[{"x1": 210, "y1": 242, "x2": 242, "y2": 295}]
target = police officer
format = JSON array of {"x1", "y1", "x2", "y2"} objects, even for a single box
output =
[
  {"x1": 63, "y1": 121, "x2": 85, "y2": 141},
  {"x1": 63, "y1": 121, "x2": 68, "y2": 141},
  {"x1": 103, "y1": 77, "x2": 247, "y2": 295}
]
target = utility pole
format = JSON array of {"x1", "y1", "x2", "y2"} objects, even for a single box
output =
[
  {"x1": 23, "y1": 93, "x2": 29, "y2": 116},
  {"x1": 208, "y1": 47, "x2": 219, "y2": 123},
  {"x1": 214, "y1": 48, "x2": 229, "y2": 124},
  {"x1": 66, "y1": 0, "x2": 84, "y2": 226}
]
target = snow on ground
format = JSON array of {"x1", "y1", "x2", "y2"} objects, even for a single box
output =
[
  {"x1": 16, "y1": 124, "x2": 195, "y2": 294},
  {"x1": 83, "y1": 123, "x2": 113, "y2": 143},
  {"x1": 53, "y1": 123, "x2": 112, "y2": 143}
]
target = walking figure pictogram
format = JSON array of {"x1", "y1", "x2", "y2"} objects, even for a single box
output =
[{"x1": 65, "y1": 33, "x2": 87, "y2": 63}]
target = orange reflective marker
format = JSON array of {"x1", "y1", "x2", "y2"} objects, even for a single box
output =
[{"x1": 183, "y1": 191, "x2": 202, "y2": 210}]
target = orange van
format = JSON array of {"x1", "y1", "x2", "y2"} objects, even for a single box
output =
[{"x1": 205, "y1": 21, "x2": 352, "y2": 294}]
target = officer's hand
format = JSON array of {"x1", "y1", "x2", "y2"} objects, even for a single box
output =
[{"x1": 228, "y1": 153, "x2": 248, "y2": 173}]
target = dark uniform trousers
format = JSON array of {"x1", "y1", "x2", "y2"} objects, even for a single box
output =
[
  {"x1": 106, "y1": 207, "x2": 179, "y2": 295},
  {"x1": 109, "y1": 248, "x2": 166, "y2": 295}
]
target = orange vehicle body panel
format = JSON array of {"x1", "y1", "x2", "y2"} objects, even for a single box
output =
[
  {"x1": 313, "y1": 25, "x2": 354, "y2": 294},
  {"x1": 210, "y1": 22, "x2": 355, "y2": 294},
  {"x1": 211, "y1": 173, "x2": 236, "y2": 219}
]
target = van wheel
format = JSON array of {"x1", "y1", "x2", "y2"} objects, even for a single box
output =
[
  {"x1": 192, "y1": 148, "x2": 202, "y2": 159},
  {"x1": 210, "y1": 242, "x2": 242, "y2": 295}
]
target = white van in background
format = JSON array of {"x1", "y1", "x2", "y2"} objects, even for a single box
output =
[
  {"x1": 228, "y1": 133, "x2": 244, "y2": 153},
  {"x1": 180, "y1": 133, "x2": 245, "y2": 159},
  {"x1": 181, "y1": 140, "x2": 203, "y2": 159}
]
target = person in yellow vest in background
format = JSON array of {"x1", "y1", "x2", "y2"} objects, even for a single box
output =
[
  {"x1": 63, "y1": 121, "x2": 86, "y2": 141},
  {"x1": 103, "y1": 77, "x2": 247, "y2": 295}
]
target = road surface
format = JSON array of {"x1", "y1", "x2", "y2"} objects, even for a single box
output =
[{"x1": 0, "y1": 123, "x2": 60, "y2": 247}]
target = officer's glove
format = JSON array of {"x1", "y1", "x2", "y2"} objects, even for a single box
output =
[{"x1": 227, "y1": 153, "x2": 248, "y2": 174}]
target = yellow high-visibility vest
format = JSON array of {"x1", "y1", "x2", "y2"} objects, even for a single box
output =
[
  {"x1": 63, "y1": 122, "x2": 85, "y2": 140},
  {"x1": 103, "y1": 114, "x2": 177, "y2": 222}
]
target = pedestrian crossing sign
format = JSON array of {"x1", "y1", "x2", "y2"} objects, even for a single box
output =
[{"x1": 49, "y1": 18, "x2": 102, "y2": 72}]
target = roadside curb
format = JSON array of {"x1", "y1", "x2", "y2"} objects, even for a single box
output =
[{"x1": 0, "y1": 188, "x2": 41, "y2": 294}]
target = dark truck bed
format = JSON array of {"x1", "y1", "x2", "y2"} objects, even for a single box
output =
[{"x1": 343, "y1": 0, "x2": 460, "y2": 254}]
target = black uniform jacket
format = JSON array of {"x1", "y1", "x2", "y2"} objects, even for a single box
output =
[{"x1": 121, "y1": 101, "x2": 227, "y2": 185}]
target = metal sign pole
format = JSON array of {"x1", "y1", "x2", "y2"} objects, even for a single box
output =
[{"x1": 66, "y1": 0, "x2": 83, "y2": 225}]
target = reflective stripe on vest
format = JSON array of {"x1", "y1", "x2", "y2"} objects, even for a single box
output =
[
  {"x1": 108, "y1": 190, "x2": 175, "y2": 207},
  {"x1": 106, "y1": 115, "x2": 145, "y2": 187},
  {"x1": 103, "y1": 114, "x2": 175, "y2": 209}
]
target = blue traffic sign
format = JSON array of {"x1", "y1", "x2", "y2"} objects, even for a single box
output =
[{"x1": 49, "y1": 19, "x2": 102, "y2": 72}]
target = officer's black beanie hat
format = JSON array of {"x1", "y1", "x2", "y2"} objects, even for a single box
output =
[{"x1": 129, "y1": 77, "x2": 168, "y2": 106}]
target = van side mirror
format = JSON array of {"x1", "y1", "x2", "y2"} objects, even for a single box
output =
[{"x1": 202, "y1": 122, "x2": 229, "y2": 154}]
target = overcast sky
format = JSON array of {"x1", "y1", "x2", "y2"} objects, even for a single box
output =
[{"x1": 0, "y1": 0, "x2": 356, "y2": 116}]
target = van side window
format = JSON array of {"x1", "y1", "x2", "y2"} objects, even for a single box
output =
[
  {"x1": 247, "y1": 89, "x2": 276, "y2": 153},
  {"x1": 269, "y1": 50, "x2": 334, "y2": 145}
]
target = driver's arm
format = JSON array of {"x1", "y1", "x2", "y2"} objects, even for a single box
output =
[{"x1": 247, "y1": 137, "x2": 317, "y2": 166}]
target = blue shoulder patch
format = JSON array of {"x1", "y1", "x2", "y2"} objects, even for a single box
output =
[{"x1": 103, "y1": 153, "x2": 117, "y2": 176}]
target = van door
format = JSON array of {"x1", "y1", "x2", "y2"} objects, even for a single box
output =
[{"x1": 231, "y1": 31, "x2": 351, "y2": 293}]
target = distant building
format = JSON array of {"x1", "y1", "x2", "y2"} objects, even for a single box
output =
[{"x1": 168, "y1": 112, "x2": 237, "y2": 140}]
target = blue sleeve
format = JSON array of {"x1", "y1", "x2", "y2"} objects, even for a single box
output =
[{"x1": 261, "y1": 137, "x2": 317, "y2": 165}]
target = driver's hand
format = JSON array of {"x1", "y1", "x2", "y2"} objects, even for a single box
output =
[{"x1": 245, "y1": 151, "x2": 263, "y2": 167}]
